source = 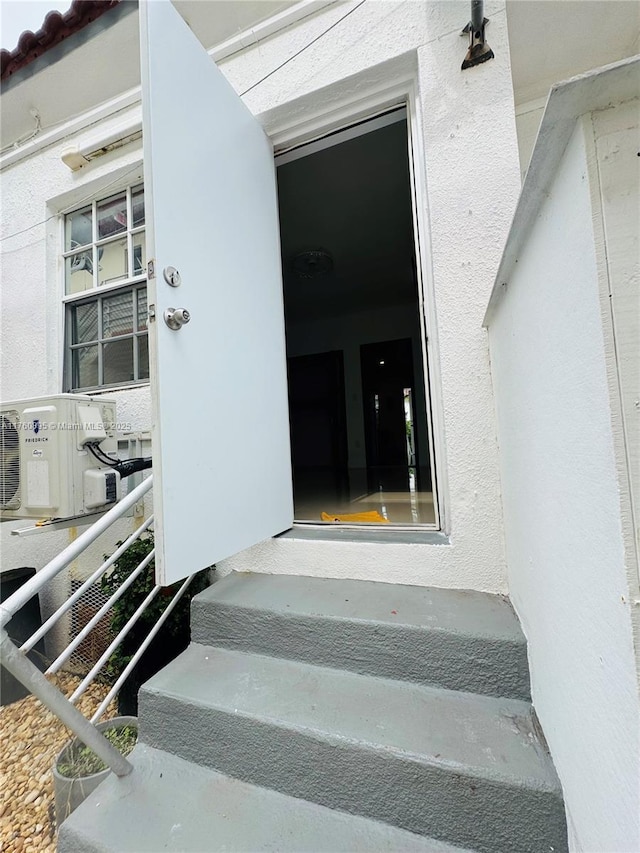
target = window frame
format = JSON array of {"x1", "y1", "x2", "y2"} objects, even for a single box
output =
[
  {"x1": 62, "y1": 183, "x2": 150, "y2": 393},
  {"x1": 65, "y1": 284, "x2": 149, "y2": 392},
  {"x1": 62, "y1": 184, "x2": 147, "y2": 293}
]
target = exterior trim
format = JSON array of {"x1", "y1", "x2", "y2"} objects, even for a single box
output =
[
  {"x1": 484, "y1": 55, "x2": 640, "y2": 326},
  {"x1": 260, "y1": 59, "x2": 447, "y2": 533}
]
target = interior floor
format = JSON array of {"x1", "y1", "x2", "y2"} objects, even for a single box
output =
[{"x1": 293, "y1": 468, "x2": 436, "y2": 525}]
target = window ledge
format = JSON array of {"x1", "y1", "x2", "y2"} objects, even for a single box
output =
[{"x1": 73, "y1": 381, "x2": 151, "y2": 396}]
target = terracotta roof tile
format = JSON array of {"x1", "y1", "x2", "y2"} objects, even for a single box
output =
[{"x1": 1, "y1": 0, "x2": 120, "y2": 82}]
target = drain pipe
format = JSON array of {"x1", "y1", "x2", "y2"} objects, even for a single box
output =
[{"x1": 461, "y1": 0, "x2": 494, "y2": 70}]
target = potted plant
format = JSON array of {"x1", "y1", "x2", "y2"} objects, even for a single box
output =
[
  {"x1": 53, "y1": 716, "x2": 138, "y2": 826},
  {"x1": 101, "y1": 533, "x2": 211, "y2": 715}
]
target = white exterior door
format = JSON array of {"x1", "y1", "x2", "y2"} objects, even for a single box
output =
[{"x1": 140, "y1": 0, "x2": 293, "y2": 585}]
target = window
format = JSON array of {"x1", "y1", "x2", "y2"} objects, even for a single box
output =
[{"x1": 63, "y1": 185, "x2": 149, "y2": 391}]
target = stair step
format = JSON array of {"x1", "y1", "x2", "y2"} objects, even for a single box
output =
[
  {"x1": 58, "y1": 744, "x2": 471, "y2": 853},
  {"x1": 191, "y1": 573, "x2": 530, "y2": 700},
  {"x1": 139, "y1": 644, "x2": 566, "y2": 853}
]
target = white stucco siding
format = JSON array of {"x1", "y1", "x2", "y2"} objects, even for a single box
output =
[
  {"x1": 218, "y1": 0, "x2": 521, "y2": 591},
  {"x1": 2, "y1": 153, "x2": 53, "y2": 399},
  {"x1": 590, "y1": 98, "x2": 640, "y2": 570},
  {"x1": 488, "y1": 120, "x2": 640, "y2": 852},
  {"x1": 0, "y1": 110, "x2": 148, "y2": 608},
  {"x1": 1, "y1": 105, "x2": 145, "y2": 401},
  {"x1": 1, "y1": 1, "x2": 522, "y2": 594}
]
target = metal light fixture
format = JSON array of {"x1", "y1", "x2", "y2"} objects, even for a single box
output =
[{"x1": 292, "y1": 249, "x2": 334, "y2": 279}]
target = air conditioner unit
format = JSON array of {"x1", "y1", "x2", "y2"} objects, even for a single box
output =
[{"x1": 0, "y1": 394, "x2": 122, "y2": 521}]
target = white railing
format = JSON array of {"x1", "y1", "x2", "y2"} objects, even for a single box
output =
[{"x1": 0, "y1": 475, "x2": 199, "y2": 777}]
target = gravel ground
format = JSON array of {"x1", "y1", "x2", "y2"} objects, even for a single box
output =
[{"x1": 0, "y1": 673, "x2": 117, "y2": 853}]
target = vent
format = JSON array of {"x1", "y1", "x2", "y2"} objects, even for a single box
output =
[
  {"x1": 0, "y1": 411, "x2": 20, "y2": 509},
  {"x1": 69, "y1": 579, "x2": 112, "y2": 675}
]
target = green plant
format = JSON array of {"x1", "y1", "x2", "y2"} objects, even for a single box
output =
[
  {"x1": 57, "y1": 725, "x2": 137, "y2": 778},
  {"x1": 100, "y1": 532, "x2": 210, "y2": 702}
]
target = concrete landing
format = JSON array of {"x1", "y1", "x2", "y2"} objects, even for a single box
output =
[
  {"x1": 139, "y1": 643, "x2": 565, "y2": 853},
  {"x1": 58, "y1": 744, "x2": 471, "y2": 853},
  {"x1": 191, "y1": 572, "x2": 530, "y2": 699}
]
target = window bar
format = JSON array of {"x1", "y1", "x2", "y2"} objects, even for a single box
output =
[
  {"x1": 91, "y1": 573, "x2": 197, "y2": 724},
  {"x1": 92, "y1": 243, "x2": 98, "y2": 291},
  {"x1": 133, "y1": 290, "x2": 140, "y2": 380},
  {"x1": 69, "y1": 583, "x2": 162, "y2": 705},
  {"x1": 64, "y1": 302, "x2": 71, "y2": 391},
  {"x1": 92, "y1": 200, "x2": 97, "y2": 290},
  {"x1": 97, "y1": 297, "x2": 104, "y2": 386},
  {"x1": 19, "y1": 515, "x2": 154, "y2": 654},
  {"x1": 60, "y1": 211, "x2": 67, "y2": 296},
  {"x1": 126, "y1": 186, "x2": 133, "y2": 279},
  {"x1": 45, "y1": 549, "x2": 155, "y2": 674}
]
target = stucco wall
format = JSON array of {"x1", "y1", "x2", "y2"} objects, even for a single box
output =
[
  {"x1": 488, "y1": 120, "x2": 640, "y2": 852},
  {"x1": 590, "y1": 98, "x2": 640, "y2": 566},
  {"x1": 216, "y1": 0, "x2": 521, "y2": 590},
  {"x1": 1, "y1": 111, "x2": 150, "y2": 646},
  {"x1": 1, "y1": 1, "x2": 522, "y2": 594}
]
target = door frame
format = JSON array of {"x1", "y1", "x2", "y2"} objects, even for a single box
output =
[{"x1": 262, "y1": 68, "x2": 447, "y2": 533}]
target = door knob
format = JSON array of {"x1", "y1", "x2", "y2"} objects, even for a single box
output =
[{"x1": 164, "y1": 307, "x2": 191, "y2": 330}]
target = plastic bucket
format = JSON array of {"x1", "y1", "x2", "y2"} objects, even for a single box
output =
[{"x1": 52, "y1": 715, "x2": 137, "y2": 827}]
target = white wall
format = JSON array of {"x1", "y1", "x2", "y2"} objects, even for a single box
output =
[
  {"x1": 0, "y1": 108, "x2": 151, "y2": 642},
  {"x1": 590, "y1": 98, "x2": 640, "y2": 564},
  {"x1": 217, "y1": 0, "x2": 522, "y2": 591},
  {"x1": 1, "y1": 1, "x2": 522, "y2": 594},
  {"x1": 488, "y1": 120, "x2": 640, "y2": 852}
]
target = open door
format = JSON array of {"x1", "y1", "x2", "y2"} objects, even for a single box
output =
[{"x1": 140, "y1": 0, "x2": 293, "y2": 584}]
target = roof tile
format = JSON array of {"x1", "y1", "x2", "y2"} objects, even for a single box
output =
[{"x1": 1, "y1": 0, "x2": 120, "y2": 82}]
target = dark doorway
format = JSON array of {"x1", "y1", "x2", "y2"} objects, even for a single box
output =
[
  {"x1": 277, "y1": 108, "x2": 436, "y2": 525},
  {"x1": 287, "y1": 351, "x2": 349, "y2": 519},
  {"x1": 361, "y1": 337, "x2": 430, "y2": 495}
]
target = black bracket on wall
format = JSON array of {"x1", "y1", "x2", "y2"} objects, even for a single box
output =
[{"x1": 461, "y1": 0, "x2": 495, "y2": 70}]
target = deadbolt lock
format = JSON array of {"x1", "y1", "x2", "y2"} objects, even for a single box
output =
[{"x1": 163, "y1": 266, "x2": 181, "y2": 287}]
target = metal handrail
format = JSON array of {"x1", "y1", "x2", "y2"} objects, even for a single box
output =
[
  {"x1": 91, "y1": 573, "x2": 197, "y2": 723},
  {"x1": 20, "y1": 514, "x2": 155, "y2": 655},
  {"x1": 0, "y1": 474, "x2": 192, "y2": 778},
  {"x1": 0, "y1": 476, "x2": 153, "y2": 630},
  {"x1": 0, "y1": 629, "x2": 134, "y2": 777},
  {"x1": 46, "y1": 548, "x2": 156, "y2": 674},
  {"x1": 70, "y1": 583, "x2": 162, "y2": 705}
]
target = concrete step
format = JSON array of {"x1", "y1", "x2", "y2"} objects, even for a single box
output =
[
  {"x1": 139, "y1": 643, "x2": 567, "y2": 853},
  {"x1": 58, "y1": 744, "x2": 472, "y2": 853},
  {"x1": 191, "y1": 572, "x2": 531, "y2": 700}
]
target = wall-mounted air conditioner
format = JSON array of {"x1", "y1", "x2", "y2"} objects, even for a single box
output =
[{"x1": 0, "y1": 394, "x2": 122, "y2": 521}]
